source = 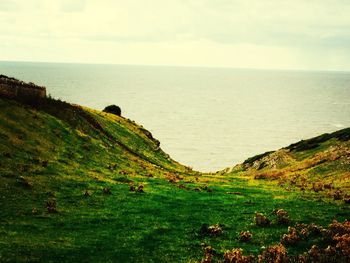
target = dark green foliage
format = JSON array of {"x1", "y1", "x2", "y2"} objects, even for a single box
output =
[
  {"x1": 103, "y1": 104, "x2": 121, "y2": 116},
  {"x1": 286, "y1": 128, "x2": 350, "y2": 152}
]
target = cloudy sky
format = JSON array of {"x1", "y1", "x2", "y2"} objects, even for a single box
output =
[{"x1": 1, "y1": 0, "x2": 350, "y2": 70}]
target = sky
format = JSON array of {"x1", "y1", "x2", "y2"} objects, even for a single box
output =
[{"x1": 1, "y1": 0, "x2": 350, "y2": 70}]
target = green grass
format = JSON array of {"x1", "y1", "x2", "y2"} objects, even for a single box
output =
[{"x1": 0, "y1": 96, "x2": 349, "y2": 262}]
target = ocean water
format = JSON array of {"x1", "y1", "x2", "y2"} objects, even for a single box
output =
[{"x1": 1, "y1": 61, "x2": 350, "y2": 172}]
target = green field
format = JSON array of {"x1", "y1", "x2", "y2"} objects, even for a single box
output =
[{"x1": 1, "y1": 96, "x2": 349, "y2": 262}]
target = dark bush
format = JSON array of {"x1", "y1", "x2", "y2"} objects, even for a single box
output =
[
  {"x1": 103, "y1": 105, "x2": 121, "y2": 116},
  {"x1": 199, "y1": 223, "x2": 223, "y2": 236},
  {"x1": 46, "y1": 199, "x2": 57, "y2": 213},
  {"x1": 103, "y1": 187, "x2": 112, "y2": 195},
  {"x1": 239, "y1": 231, "x2": 253, "y2": 242},
  {"x1": 137, "y1": 185, "x2": 144, "y2": 193}
]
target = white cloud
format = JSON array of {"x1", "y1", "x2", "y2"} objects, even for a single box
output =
[
  {"x1": 60, "y1": 0, "x2": 87, "y2": 12},
  {"x1": 0, "y1": 0, "x2": 350, "y2": 70}
]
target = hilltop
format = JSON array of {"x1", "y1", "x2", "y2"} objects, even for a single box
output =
[
  {"x1": 0, "y1": 88, "x2": 349, "y2": 262},
  {"x1": 231, "y1": 128, "x2": 350, "y2": 196}
]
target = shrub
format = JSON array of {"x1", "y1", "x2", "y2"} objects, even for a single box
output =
[
  {"x1": 328, "y1": 220, "x2": 350, "y2": 236},
  {"x1": 312, "y1": 182, "x2": 323, "y2": 192},
  {"x1": 46, "y1": 199, "x2": 57, "y2": 213},
  {"x1": 258, "y1": 244, "x2": 288, "y2": 263},
  {"x1": 239, "y1": 231, "x2": 252, "y2": 242},
  {"x1": 324, "y1": 183, "x2": 333, "y2": 189},
  {"x1": 103, "y1": 187, "x2": 112, "y2": 195},
  {"x1": 41, "y1": 160, "x2": 49, "y2": 167},
  {"x1": 344, "y1": 194, "x2": 350, "y2": 204},
  {"x1": 255, "y1": 213, "x2": 270, "y2": 226},
  {"x1": 103, "y1": 105, "x2": 121, "y2": 116},
  {"x1": 137, "y1": 184, "x2": 144, "y2": 193},
  {"x1": 307, "y1": 245, "x2": 319, "y2": 261},
  {"x1": 333, "y1": 233, "x2": 350, "y2": 257},
  {"x1": 201, "y1": 246, "x2": 214, "y2": 263},
  {"x1": 200, "y1": 224, "x2": 223, "y2": 236},
  {"x1": 334, "y1": 190, "x2": 343, "y2": 200},
  {"x1": 254, "y1": 171, "x2": 284, "y2": 180},
  {"x1": 17, "y1": 176, "x2": 33, "y2": 188},
  {"x1": 275, "y1": 209, "x2": 290, "y2": 225},
  {"x1": 281, "y1": 227, "x2": 299, "y2": 245},
  {"x1": 129, "y1": 185, "x2": 136, "y2": 192},
  {"x1": 324, "y1": 245, "x2": 336, "y2": 257},
  {"x1": 224, "y1": 248, "x2": 254, "y2": 263}
]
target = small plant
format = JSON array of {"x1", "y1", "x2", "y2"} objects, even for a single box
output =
[
  {"x1": 308, "y1": 223, "x2": 324, "y2": 235},
  {"x1": 201, "y1": 246, "x2": 214, "y2": 263},
  {"x1": 137, "y1": 184, "x2": 144, "y2": 193},
  {"x1": 324, "y1": 245, "x2": 336, "y2": 257},
  {"x1": 255, "y1": 213, "x2": 270, "y2": 226},
  {"x1": 41, "y1": 160, "x2": 49, "y2": 167},
  {"x1": 17, "y1": 176, "x2": 33, "y2": 188},
  {"x1": 103, "y1": 187, "x2": 112, "y2": 195},
  {"x1": 328, "y1": 220, "x2": 350, "y2": 236},
  {"x1": 239, "y1": 231, "x2": 252, "y2": 242},
  {"x1": 208, "y1": 224, "x2": 223, "y2": 236},
  {"x1": 334, "y1": 190, "x2": 343, "y2": 200},
  {"x1": 224, "y1": 248, "x2": 254, "y2": 263},
  {"x1": 281, "y1": 227, "x2": 299, "y2": 245},
  {"x1": 307, "y1": 245, "x2": 319, "y2": 262},
  {"x1": 324, "y1": 183, "x2": 333, "y2": 189},
  {"x1": 333, "y1": 233, "x2": 350, "y2": 257},
  {"x1": 258, "y1": 244, "x2": 288, "y2": 263},
  {"x1": 107, "y1": 163, "x2": 117, "y2": 171},
  {"x1": 46, "y1": 199, "x2": 57, "y2": 213},
  {"x1": 129, "y1": 184, "x2": 136, "y2": 192},
  {"x1": 312, "y1": 182, "x2": 323, "y2": 192},
  {"x1": 275, "y1": 209, "x2": 290, "y2": 225},
  {"x1": 3, "y1": 152, "x2": 11, "y2": 158},
  {"x1": 200, "y1": 224, "x2": 223, "y2": 236}
]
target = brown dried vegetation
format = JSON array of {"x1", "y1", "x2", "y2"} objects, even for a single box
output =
[
  {"x1": 275, "y1": 209, "x2": 290, "y2": 225},
  {"x1": 224, "y1": 248, "x2": 255, "y2": 263},
  {"x1": 239, "y1": 231, "x2": 252, "y2": 242},
  {"x1": 255, "y1": 213, "x2": 270, "y2": 226}
]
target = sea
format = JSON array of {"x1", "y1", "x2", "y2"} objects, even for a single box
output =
[{"x1": 1, "y1": 61, "x2": 350, "y2": 172}]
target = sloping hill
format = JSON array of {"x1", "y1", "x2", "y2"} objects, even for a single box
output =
[
  {"x1": 0, "y1": 92, "x2": 349, "y2": 262},
  {"x1": 0, "y1": 96, "x2": 191, "y2": 176},
  {"x1": 232, "y1": 128, "x2": 350, "y2": 196}
]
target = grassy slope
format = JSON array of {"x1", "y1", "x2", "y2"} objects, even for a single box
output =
[
  {"x1": 0, "y1": 96, "x2": 349, "y2": 262},
  {"x1": 232, "y1": 128, "x2": 350, "y2": 195}
]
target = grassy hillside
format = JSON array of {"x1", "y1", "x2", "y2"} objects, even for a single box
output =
[
  {"x1": 0, "y1": 95, "x2": 349, "y2": 262},
  {"x1": 232, "y1": 128, "x2": 350, "y2": 196}
]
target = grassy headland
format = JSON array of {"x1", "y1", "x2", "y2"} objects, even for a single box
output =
[{"x1": 0, "y1": 93, "x2": 349, "y2": 262}]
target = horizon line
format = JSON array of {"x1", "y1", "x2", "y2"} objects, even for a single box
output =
[{"x1": 1, "y1": 59, "x2": 350, "y2": 74}]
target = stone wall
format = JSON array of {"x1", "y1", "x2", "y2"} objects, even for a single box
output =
[
  {"x1": 17, "y1": 85, "x2": 46, "y2": 98},
  {"x1": 0, "y1": 76, "x2": 46, "y2": 99},
  {"x1": 0, "y1": 83, "x2": 17, "y2": 98}
]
